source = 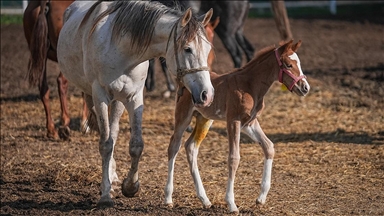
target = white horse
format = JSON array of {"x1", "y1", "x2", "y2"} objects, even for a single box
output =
[{"x1": 57, "y1": 1, "x2": 214, "y2": 208}]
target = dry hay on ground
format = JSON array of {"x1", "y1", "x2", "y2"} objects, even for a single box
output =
[{"x1": 1, "y1": 16, "x2": 383, "y2": 215}]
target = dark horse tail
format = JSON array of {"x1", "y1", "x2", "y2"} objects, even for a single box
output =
[{"x1": 27, "y1": 0, "x2": 50, "y2": 86}]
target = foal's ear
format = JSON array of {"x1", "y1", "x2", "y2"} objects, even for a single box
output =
[
  {"x1": 282, "y1": 39, "x2": 294, "y2": 53},
  {"x1": 198, "y1": 8, "x2": 213, "y2": 27},
  {"x1": 180, "y1": 8, "x2": 192, "y2": 27},
  {"x1": 292, "y1": 40, "x2": 302, "y2": 52}
]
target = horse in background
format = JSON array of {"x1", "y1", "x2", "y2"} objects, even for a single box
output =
[
  {"x1": 193, "y1": 0, "x2": 293, "y2": 68},
  {"x1": 58, "y1": 1, "x2": 214, "y2": 208},
  {"x1": 23, "y1": 0, "x2": 87, "y2": 139},
  {"x1": 145, "y1": 16, "x2": 220, "y2": 95},
  {"x1": 164, "y1": 40, "x2": 310, "y2": 213}
]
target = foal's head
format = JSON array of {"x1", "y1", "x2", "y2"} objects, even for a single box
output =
[{"x1": 277, "y1": 40, "x2": 310, "y2": 96}]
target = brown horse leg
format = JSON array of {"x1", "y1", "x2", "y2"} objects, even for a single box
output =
[
  {"x1": 225, "y1": 120, "x2": 241, "y2": 213},
  {"x1": 39, "y1": 68, "x2": 58, "y2": 139},
  {"x1": 271, "y1": 0, "x2": 293, "y2": 40},
  {"x1": 184, "y1": 114, "x2": 213, "y2": 208},
  {"x1": 57, "y1": 72, "x2": 71, "y2": 139},
  {"x1": 241, "y1": 119, "x2": 274, "y2": 205}
]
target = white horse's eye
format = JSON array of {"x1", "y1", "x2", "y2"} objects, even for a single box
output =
[{"x1": 184, "y1": 47, "x2": 193, "y2": 53}]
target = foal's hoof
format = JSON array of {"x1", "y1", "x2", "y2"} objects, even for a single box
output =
[
  {"x1": 122, "y1": 178, "x2": 140, "y2": 197},
  {"x1": 96, "y1": 197, "x2": 114, "y2": 209},
  {"x1": 256, "y1": 197, "x2": 266, "y2": 205},
  {"x1": 203, "y1": 202, "x2": 212, "y2": 209},
  {"x1": 58, "y1": 126, "x2": 71, "y2": 141}
]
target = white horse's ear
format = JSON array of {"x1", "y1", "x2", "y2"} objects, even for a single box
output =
[
  {"x1": 198, "y1": 8, "x2": 213, "y2": 26},
  {"x1": 180, "y1": 8, "x2": 192, "y2": 27}
]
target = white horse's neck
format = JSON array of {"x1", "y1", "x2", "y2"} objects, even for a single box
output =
[{"x1": 135, "y1": 15, "x2": 179, "y2": 62}]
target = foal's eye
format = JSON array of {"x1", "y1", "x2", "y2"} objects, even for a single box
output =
[
  {"x1": 287, "y1": 64, "x2": 293, "y2": 68},
  {"x1": 184, "y1": 47, "x2": 193, "y2": 53}
]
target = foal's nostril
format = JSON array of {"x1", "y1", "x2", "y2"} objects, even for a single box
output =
[
  {"x1": 201, "y1": 90, "x2": 208, "y2": 102},
  {"x1": 302, "y1": 84, "x2": 309, "y2": 93}
]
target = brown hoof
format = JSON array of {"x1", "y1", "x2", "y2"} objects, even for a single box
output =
[
  {"x1": 58, "y1": 126, "x2": 71, "y2": 141},
  {"x1": 122, "y1": 178, "x2": 140, "y2": 197},
  {"x1": 47, "y1": 130, "x2": 59, "y2": 140}
]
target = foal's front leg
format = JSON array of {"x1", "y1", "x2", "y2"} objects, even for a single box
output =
[
  {"x1": 164, "y1": 99, "x2": 193, "y2": 207},
  {"x1": 225, "y1": 120, "x2": 242, "y2": 213},
  {"x1": 241, "y1": 119, "x2": 275, "y2": 205},
  {"x1": 184, "y1": 114, "x2": 213, "y2": 208}
]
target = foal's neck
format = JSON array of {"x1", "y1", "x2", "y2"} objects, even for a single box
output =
[{"x1": 241, "y1": 51, "x2": 280, "y2": 97}]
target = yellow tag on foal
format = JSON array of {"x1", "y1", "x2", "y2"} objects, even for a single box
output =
[{"x1": 281, "y1": 84, "x2": 288, "y2": 91}]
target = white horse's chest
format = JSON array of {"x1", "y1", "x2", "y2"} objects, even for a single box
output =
[{"x1": 101, "y1": 61, "x2": 149, "y2": 101}]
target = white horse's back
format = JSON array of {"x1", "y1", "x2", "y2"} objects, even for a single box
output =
[{"x1": 59, "y1": 1, "x2": 95, "y2": 94}]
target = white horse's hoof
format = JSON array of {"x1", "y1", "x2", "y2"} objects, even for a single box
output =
[
  {"x1": 122, "y1": 178, "x2": 140, "y2": 197},
  {"x1": 165, "y1": 203, "x2": 173, "y2": 208},
  {"x1": 97, "y1": 196, "x2": 114, "y2": 209}
]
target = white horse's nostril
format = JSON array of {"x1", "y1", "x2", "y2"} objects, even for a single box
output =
[{"x1": 201, "y1": 90, "x2": 208, "y2": 102}]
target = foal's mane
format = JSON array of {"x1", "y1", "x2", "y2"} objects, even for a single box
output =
[
  {"x1": 236, "y1": 41, "x2": 290, "y2": 72},
  {"x1": 81, "y1": 1, "x2": 207, "y2": 56}
]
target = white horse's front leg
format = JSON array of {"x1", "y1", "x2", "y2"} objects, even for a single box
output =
[
  {"x1": 109, "y1": 100, "x2": 126, "y2": 196},
  {"x1": 242, "y1": 119, "x2": 274, "y2": 205},
  {"x1": 184, "y1": 114, "x2": 213, "y2": 208},
  {"x1": 122, "y1": 93, "x2": 144, "y2": 197},
  {"x1": 92, "y1": 83, "x2": 114, "y2": 208},
  {"x1": 225, "y1": 120, "x2": 241, "y2": 213}
]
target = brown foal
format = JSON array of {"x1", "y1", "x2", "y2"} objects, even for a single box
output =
[{"x1": 165, "y1": 40, "x2": 310, "y2": 213}]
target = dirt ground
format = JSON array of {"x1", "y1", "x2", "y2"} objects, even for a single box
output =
[{"x1": 1, "y1": 12, "x2": 384, "y2": 215}]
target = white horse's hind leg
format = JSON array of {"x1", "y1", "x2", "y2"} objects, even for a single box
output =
[
  {"x1": 184, "y1": 114, "x2": 213, "y2": 208},
  {"x1": 242, "y1": 119, "x2": 275, "y2": 205},
  {"x1": 122, "y1": 92, "x2": 144, "y2": 197},
  {"x1": 92, "y1": 84, "x2": 114, "y2": 208}
]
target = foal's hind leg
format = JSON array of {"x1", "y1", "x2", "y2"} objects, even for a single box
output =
[
  {"x1": 225, "y1": 120, "x2": 241, "y2": 213},
  {"x1": 241, "y1": 119, "x2": 275, "y2": 205},
  {"x1": 184, "y1": 114, "x2": 213, "y2": 208}
]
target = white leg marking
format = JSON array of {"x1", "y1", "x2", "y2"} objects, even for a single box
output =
[{"x1": 257, "y1": 158, "x2": 273, "y2": 204}]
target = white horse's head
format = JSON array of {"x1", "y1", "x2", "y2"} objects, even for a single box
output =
[{"x1": 165, "y1": 8, "x2": 214, "y2": 108}]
